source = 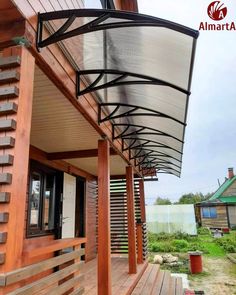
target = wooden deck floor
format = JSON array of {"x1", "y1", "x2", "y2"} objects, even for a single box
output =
[
  {"x1": 132, "y1": 264, "x2": 183, "y2": 295},
  {"x1": 82, "y1": 257, "x2": 183, "y2": 295},
  {"x1": 82, "y1": 256, "x2": 148, "y2": 295}
]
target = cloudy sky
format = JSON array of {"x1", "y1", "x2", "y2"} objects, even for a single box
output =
[{"x1": 138, "y1": 0, "x2": 236, "y2": 203}]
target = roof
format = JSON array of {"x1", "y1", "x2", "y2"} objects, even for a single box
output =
[
  {"x1": 36, "y1": 9, "x2": 199, "y2": 178},
  {"x1": 209, "y1": 175, "x2": 236, "y2": 203},
  {"x1": 218, "y1": 196, "x2": 236, "y2": 203}
]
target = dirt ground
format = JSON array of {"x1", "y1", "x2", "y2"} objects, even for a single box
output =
[{"x1": 189, "y1": 256, "x2": 236, "y2": 295}]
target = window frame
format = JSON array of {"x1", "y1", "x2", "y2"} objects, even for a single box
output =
[
  {"x1": 27, "y1": 161, "x2": 58, "y2": 238},
  {"x1": 202, "y1": 206, "x2": 217, "y2": 219}
]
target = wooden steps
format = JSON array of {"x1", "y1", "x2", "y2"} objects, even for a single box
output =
[{"x1": 131, "y1": 264, "x2": 183, "y2": 295}]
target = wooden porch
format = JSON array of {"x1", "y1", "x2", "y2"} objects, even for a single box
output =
[{"x1": 82, "y1": 257, "x2": 183, "y2": 295}]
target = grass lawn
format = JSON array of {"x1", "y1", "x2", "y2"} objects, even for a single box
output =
[
  {"x1": 148, "y1": 230, "x2": 236, "y2": 294},
  {"x1": 197, "y1": 233, "x2": 226, "y2": 257},
  {"x1": 148, "y1": 229, "x2": 236, "y2": 259}
]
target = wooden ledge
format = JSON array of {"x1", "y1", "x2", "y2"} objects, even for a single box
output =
[{"x1": 23, "y1": 237, "x2": 87, "y2": 259}]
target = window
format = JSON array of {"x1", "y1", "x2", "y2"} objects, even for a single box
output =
[
  {"x1": 27, "y1": 162, "x2": 57, "y2": 236},
  {"x1": 202, "y1": 207, "x2": 217, "y2": 218}
]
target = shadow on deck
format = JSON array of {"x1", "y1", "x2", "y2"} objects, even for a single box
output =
[{"x1": 82, "y1": 257, "x2": 183, "y2": 295}]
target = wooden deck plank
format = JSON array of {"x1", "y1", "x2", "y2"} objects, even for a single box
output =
[
  {"x1": 112, "y1": 259, "x2": 131, "y2": 294},
  {"x1": 160, "y1": 271, "x2": 171, "y2": 295},
  {"x1": 83, "y1": 259, "x2": 180, "y2": 295},
  {"x1": 116, "y1": 262, "x2": 148, "y2": 295},
  {"x1": 83, "y1": 257, "x2": 147, "y2": 295},
  {"x1": 168, "y1": 277, "x2": 176, "y2": 295},
  {"x1": 142, "y1": 264, "x2": 159, "y2": 294},
  {"x1": 130, "y1": 264, "x2": 153, "y2": 295},
  {"x1": 175, "y1": 277, "x2": 183, "y2": 295},
  {"x1": 151, "y1": 271, "x2": 165, "y2": 295}
]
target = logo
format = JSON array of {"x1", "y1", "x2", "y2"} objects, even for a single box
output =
[
  {"x1": 199, "y1": 1, "x2": 235, "y2": 31},
  {"x1": 207, "y1": 1, "x2": 227, "y2": 21}
]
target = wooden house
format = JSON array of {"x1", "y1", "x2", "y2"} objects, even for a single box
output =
[
  {"x1": 0, "y1": 0, "x2": 198, "y2": 294},
  {"x1": 196, "y1": 168, "x2": 236, "y2": 230}
]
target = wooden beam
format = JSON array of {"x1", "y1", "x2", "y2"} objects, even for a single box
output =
[
  {"x1": 30, "y1": 145, "x2": 96, "y2": 180},
  {"x1": 0, "y1": 2, "x2": 23, "y2": 25},
  {"x1": 97, "y1": 139, "x2": 111, "y2": 295},
  {"x1": 126, "y1": 166, "x2": 137, "y2": 274},
  {"x1": 110, "y1": 174, "x2": 140, "y2": 179},
  {"x1": 139, "y1": 179, "x2": 146, "y2": 223},
  {"x1": 0, "y1": 56, "x2": 21, "y2": 69},
  {"x1": 0, "y1": 20, "x2": 33, "y2": 50},
  {"x1": 136, "y1": 223, "x2": 143, "y2": 264},
  {"x1": 114, "y1": 0, "x2": 138, "y2": 11},
  {"x1": 47, "y1": 148, "x2": 117, "y2": 160}
]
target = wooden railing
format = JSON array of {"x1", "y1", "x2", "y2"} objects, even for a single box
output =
[{"x1": 0, "y1": 238, "x2": 86, "y2": 295}]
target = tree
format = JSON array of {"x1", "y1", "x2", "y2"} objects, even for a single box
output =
[
  {"x1": 154, "y1": 196, "x2": 172, "y2": 205},
  {"x1": 176, "y1": 192, "x2": 213, "y2": 204}
]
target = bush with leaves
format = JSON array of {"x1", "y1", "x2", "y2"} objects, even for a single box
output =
[
  {"x1": 215, "y1": 236, "x2": 236, "y2": 253},
  {"x1": 171, "y1": 239, "x2": 189, "y2": 251},
  {"x1": 197, "y1": 227, "x2": 211, "y2": 235},
  {"x1": 148, "y1": 241, "x2": 176, "y2": 252}
]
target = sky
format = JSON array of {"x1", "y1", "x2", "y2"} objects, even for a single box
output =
[{"x1": 138, "y1": 0, "x2": 236, "y2": 204}]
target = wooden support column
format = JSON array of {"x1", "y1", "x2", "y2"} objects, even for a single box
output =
[
  {"x1": 126, "y1": 166, "x2": 137, "y2": 274},
  {"x1": 136, "y1": 222, "x2": 143, "y2": 264},
  {"x1": 0, "y1": 45, "x2": 35, "y2": 280},
  {"x1": 139, "y1": 179, "x2": 146, "y2": 223},
  {"x1": 97, "y1": 139, "x2": 111, "y2": 295}
]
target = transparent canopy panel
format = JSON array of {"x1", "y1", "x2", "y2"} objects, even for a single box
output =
[{"x1": 37, "y1": 9, "x2": 199, "y2": 177}]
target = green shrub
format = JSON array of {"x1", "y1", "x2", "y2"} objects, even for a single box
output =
[
  {"x1": 215, "y1": 236, "x2": 236, "y2": 253},
  {"x1": 172, "y1": 231, "x2": 192, "y2": 241},
  {"x1": 171, "y1": 239, "x2": 189, "y2": 251},
  {"x1": 148, "y1": 241, "x2": 176, "y2": 252},
  {"x1": 197, "y1": 227, "x2": 211, "y2": 235},
  {"x1": 188, "y1": 242, "x2": 209, "y2": 254}
]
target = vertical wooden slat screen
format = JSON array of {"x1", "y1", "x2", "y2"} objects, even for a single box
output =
[
  {"x1": 96, "y1": 178, "x2": 148, "y2": 259},
  {"x1": 110, "y1": 179, "x2": 128, "y2": 254},
  {"x1": 109, "y1": 179, "x2": 147, "y2": 259},
  {"x1": 85, "y1": 180, "x2": 98, "y2": 262}
]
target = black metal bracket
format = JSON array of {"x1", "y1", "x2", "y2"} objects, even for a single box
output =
[
  {"x1": 76, "y1": 69, "x2": 190, "y2": 96},
  {"x1": 129, "y1": 147, "x2": 182, "y2": 163},
  {"x1": 140, "y1": 163, "x2": 180, "y2": 176},
  {"x1": 121, "y1": 137, "x2": 182, "y2": 155},
  {"x1": 139, "y1": 158, "x2": 181, "y2": 170},
  {"x1": 112, "y1": 123, "x2": 183, "y2": 143},
  {"x1": 36, "y1": 9, "x2": 199, "y2": 50},
  {"x1": 98, "y1": 103, "x2": 185, "y2": 125}
]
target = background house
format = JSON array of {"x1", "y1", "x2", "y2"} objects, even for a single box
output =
[{"x1": 196, "y1": 168, "x2": 236, "y2": 230}]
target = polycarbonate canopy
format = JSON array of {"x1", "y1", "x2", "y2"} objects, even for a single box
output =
[{"x1": 37, "y1": 9, "x2": 199, "y2": 177}]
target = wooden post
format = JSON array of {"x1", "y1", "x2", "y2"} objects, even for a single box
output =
[
  {"x1": 97, "y1": 139, "x2": 111, "y2": 295},
  {"x1": 126, "y1": 166, "x2": 137, "y2": 274},
  {"x1": 136, "y1": 222, "x2": 143, "y2": 264},
  {"x1": 0, "y1": 45, "x2": 34, "y2": 293},
  {"x1": 139, "y1": 179, "x2": 146, "y2": 223}
]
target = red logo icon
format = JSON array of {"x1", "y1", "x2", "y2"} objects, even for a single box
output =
[{"x1": 207, "y1": 1, "x2": 227, "y2": 21}]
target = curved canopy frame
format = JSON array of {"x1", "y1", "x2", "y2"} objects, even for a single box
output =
[
  {"x1": 36, "y1": 9, "x2": 199, "y2": 177},
  {"x1": 129, "y1": 148, "x2": 182, "y2": 163},
  {"x1": 98, "y1": 103, "x2": 185, "y2": 126},
  {"x1": 112, "y1": 124, "x2": 184, "y2": 143},
  {"x1": 77, "y1": 69, "x2": 190, "y2": 96},
  {"x1": 37, "y1": 9, "x2": 199, "y2": 49},
  {"x1": 121, "y1": 137, "x2": 183, "y2": 155}
]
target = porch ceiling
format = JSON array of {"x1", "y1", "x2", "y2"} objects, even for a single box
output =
[
  {"x1": 67, "y1": 155, "x2": 127, "y2": 176},
  {"x1": 31, "y1": 66, "x2": 126, "y2": 176}
]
